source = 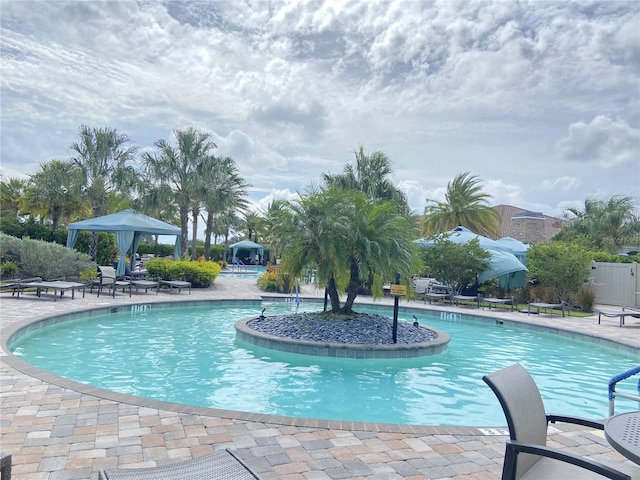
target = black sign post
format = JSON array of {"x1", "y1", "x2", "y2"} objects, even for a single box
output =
[{"x1": 392, "y1": 273, "x2": 400, "y2": 343}]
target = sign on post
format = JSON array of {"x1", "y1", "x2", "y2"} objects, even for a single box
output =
[{"x1": 390, "y1": 285, "x2": 406, "y2": 296}]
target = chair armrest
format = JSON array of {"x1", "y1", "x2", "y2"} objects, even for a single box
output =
[
  {"x1": 506, "y1": 441, "x2": 630, "y2": 480},
  {"x1": 547, "y1": 414, "x2": 604, "y2": 430}
]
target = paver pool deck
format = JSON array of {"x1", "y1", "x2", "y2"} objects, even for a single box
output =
[{"x1": 1, "y1": 276, "x2": 639, "y2": 480}]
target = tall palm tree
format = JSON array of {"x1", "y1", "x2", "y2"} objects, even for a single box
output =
[
  {"x1": 259, "y1": 199, "x2": 287, "y2": 263},
  {"x1": 23, "y1": 160, "x2": 81, "y2": 230},
  {"x1": 243, "y1": 211, "x2": 262, "y2": 243},
  {"x1": 322, "y1": 145, "x2": 411, "y2": 215},
  {"x1": 558, "y1": 196, "x2": 640, "y2": 253},
  {"x1": 142, "y1": 127, "x2": 217, "y2": 257},
  {"x1": 422, "y1": 172, "x2": 501, "y2": 238},
  {"x1": 70, "y1": 125, "x2": 138, "y2": 259},
  {"x1": 199, "y1": 156, "x2": 249, "y2": 260}
]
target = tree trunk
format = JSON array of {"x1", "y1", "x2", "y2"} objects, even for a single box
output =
[
  {"x1": 203, "y1": 211, "x2": 213, "y2": 261},
  {"x1": 191, "y1": 207, "x2": 199, "y2": 260},
  {"x1": 89, "y1": 206, "x2": 102, "y2": 262},
  {"x1": 179, "y1": 207, "x2": 189, "y2": 258},
  {"x1": 326, "y1": 276, "x2": 342, "y2": 312},
  {"x1": 341, "y1": 258, "x2": 360, "y2": 314}
]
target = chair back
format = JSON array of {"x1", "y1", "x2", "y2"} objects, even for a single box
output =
[
  {"x1": 483, "y1": 364, "x2": 548, "y2": 479},
  {"x1": 98, "y1": 266, "x2": 117, "y2": 285}
]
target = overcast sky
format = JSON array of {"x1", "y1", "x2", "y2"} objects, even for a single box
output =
[{"x1": 2, "y1": 0, "x2": 639, "y2": 226}]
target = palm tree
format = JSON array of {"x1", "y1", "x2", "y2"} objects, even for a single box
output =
[
  {"x1": 142, "y1": 127, "x2": 217, "y2": 257},
  {"x1": 199, "y1": 156, "x2": 249, "y2": 260},
  {"x1": 322, "y1": 145, "x2": 411, "y2": 215},
  {"x1": 0, "y1": 177, "x2": 27, "y2": 218},
  {"x1": 275, "y1": 187, "x2": 351, "y2": 312},
  {"x1": 243, "y1": 211, "x2": 262, "y2": 243},
  {"x1": 275, "y1": 187, "x2": 417, "y2": 314},
  {"x1": 259, "y1": 199, "x2": 287, "y2": 263},
  {"x1": 70, "y1": 125, "x2": 138, "y2": 260},
  {"x1": 558, "y1": 196, "x2": 640, "y2": 253},
  {"x1": 422, "y1": 172, "x2": 501, "y2": 238},
  {"x1": 23, "y1": 160, "x2": 81, "y2": 230}
]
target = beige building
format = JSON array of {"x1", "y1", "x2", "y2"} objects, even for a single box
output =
[{"x1": 493, "y1": 204, "x2": 566, "y2": 244}]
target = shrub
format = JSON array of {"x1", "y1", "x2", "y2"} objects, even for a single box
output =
[
  {"x1": 145, "y1": 258, "x2": 220, "y2": 288},
  {"x1": 257, "y1": 265, "x2": 295, "y2": 293},
  {"x1": 257, "y1": 267, "x2": 279, "y2": 292},
  {"x1": 0, "y1": 261, "x2": 18, "y2": 279},
  {"x1": 0, "y1": 233, "x2": 95, "y2": 279},
  {"x1": 572, "y1": 284, "x2": 597, "y2": 313},
  {"x1": 527, "y1": 242, "x2": 591, "y2": 304}
]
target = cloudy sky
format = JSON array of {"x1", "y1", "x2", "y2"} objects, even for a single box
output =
[{"x1": 2, "y1": 0, "x2": 639, "y2": 228}]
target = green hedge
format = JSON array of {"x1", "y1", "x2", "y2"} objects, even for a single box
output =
[{"x1": 145, "y1": 259, "x2": 221, "y2": 288}]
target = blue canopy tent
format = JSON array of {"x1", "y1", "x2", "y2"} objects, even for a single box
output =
[
  {"x1": 416, "y1": 226, "x2": 528, "y2": 289},
  {"x1": 495, "y1": 237, "x2": 530, "y2": 264},
  {"x1": 229, "y1": 239, "x2": 264, "y2": 265},
  {"x1": 66, "y1": 209, "x2": 181, "y2": 275}
]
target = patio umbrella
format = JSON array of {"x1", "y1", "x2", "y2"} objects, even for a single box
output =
[
  {"x1": 416, "y1": 226, "x2": 528, "y2": 288},
  {"x1": 495, "y1": 237, "x2": 530, "y2": 264}
]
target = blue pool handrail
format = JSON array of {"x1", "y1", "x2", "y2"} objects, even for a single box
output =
[{"x1": 608, "y1": 365, "x2": 640, "y2": 416}]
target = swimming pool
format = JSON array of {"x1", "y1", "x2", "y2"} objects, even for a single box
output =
[
  {"x1": 218, "y1": 267, "x2": 266, "y2": 278},
  {"x1": 9, "y1": 301, "x2": 638, "y2": 426}
]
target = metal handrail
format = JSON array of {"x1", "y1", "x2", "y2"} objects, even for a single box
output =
[{"x1": 609, "y1": 365, "x2": 640, "y2": 416}]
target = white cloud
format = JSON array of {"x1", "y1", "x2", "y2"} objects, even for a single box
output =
[
  {"x1": 1, "y1": 0, "x2": 639, "y2": 239},
  {"x1": 557, "y1": 115, "x2": 640, "y2": 167}
]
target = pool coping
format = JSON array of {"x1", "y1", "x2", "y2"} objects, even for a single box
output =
[{"x1": 2, "y1": 296, "x2": 638, "y2": 437}]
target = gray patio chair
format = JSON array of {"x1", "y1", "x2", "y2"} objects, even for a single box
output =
[
  {"x1": 483, "y1": 363, "x2": 636, "y2": 480},
  {"x1": 98, "y1": 448, "x2": 261, "y2": 479},
  {"x1": 95, "y1": 266, "x2": 131, "y2": 298}
]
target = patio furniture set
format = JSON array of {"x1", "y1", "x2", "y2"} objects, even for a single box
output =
[{"x1": 0, "y1": 266, "x2": 191, "y2": 301}]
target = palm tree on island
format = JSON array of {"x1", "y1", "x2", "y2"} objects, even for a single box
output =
[{"x1": 272, "y1": 147, "x2": 418, "y2": 316}]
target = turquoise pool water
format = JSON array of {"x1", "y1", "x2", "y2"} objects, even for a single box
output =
[
  {"x1": 9, "y1": 302, "x2": 638, "y2": 426},
  {"x1": 218, "y1": 267, "x2": 266, "y2": 277}
]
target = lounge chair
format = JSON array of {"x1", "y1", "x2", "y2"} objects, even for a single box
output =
[
  {"x1": 98, "y1": 448, "x2": 261, "y2": 479},
  {"x1": 160, "y1": 279, "x2": 191, "y2": 294},
  {"x1": 527, "y1": 302, "x2": 566, "y2": 317},
  {"x1": 597, "y1": 309, "x2": 640, "y2": 327},
  {"x1": 452, "y1": 294, "x2": 480, "y2": 308},
  {"x1": 483, "y1": 297, "x2": 516, "y2": 311},
  {"x1": 94, "y1": 266, "x2": 131, "y2": 298},
  {"x1": 482, "y1": 363, "x2": 636, "y2": 480},
  {"x1": 0, "y1": 452, "x2": 10, "y2": 479}
]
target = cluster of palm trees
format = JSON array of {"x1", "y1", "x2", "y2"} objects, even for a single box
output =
[
  {"x1": 2, "y1": 123, "x2": 638, "y2": 296},
  {"x1": 1, "y1": 125, "x2": 249, "y2": 260}
]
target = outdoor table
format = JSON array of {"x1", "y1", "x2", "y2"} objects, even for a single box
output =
[{"x1": 604, "y1": 411, "x2": 640, "y2": 465}]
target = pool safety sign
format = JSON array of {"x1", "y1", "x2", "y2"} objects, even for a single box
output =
[{"x1": 390, "y1": 284, "x2": 406, "y2": 296}]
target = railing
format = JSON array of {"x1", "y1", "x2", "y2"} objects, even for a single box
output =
[
  {"x1": 230, "y1": 259, "x2": 247, "y2": 271},
  {"x1": 609, "y1": 365, "x2": 640, "y2": 416}
]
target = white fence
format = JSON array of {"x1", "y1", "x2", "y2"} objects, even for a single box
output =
[{"x1": 589, "y1": 262, "x2": 639, "y2": 308}]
